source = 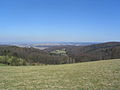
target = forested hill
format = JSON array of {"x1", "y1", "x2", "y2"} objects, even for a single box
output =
[
  {"x1": 47, "y1": 42, "x2": 120, "y2": 62},
  {"x1": 0, "y1": 42, "x2": 120, "y2": 65},
  {"x1": 0, "y1": 46, "x2": 72, "y2": 65}
]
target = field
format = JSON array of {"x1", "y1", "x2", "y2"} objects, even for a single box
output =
[
  {"x1": 0, "y1": 59, "x2": 120, "y2": 90},
  {"x1": 50, "y1": 49, "x2": 67, "y2": 56}
]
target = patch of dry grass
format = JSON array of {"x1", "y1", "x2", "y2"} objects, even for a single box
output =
[{"x1": 0, "y1": 59, "x2": 120, "y2": 90}]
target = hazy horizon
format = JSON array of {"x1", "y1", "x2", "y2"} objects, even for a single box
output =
[{"x1": 0, "y1": 0, "x2": 120, "y2": 42}]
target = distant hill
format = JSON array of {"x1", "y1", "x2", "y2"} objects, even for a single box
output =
[
  {"x1": 0, "y1": 42, "x2": 98, "y2": 50},
  {"x1": 0, "y1": 42, "x2": 120, "y2": 65},
  {"x1": 47, "y1": 42, "x2": 120, "y2": 62},
  {"x1": 0, "y1": 45, "x2": 72, "y2": 65}
]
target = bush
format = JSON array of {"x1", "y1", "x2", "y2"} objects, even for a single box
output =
[{"x1": 0, "y1": 56, "x2": 27, "y2": 66}]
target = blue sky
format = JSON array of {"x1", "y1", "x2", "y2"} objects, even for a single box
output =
[{"x1": 0, "y1": 0, "x2": 120, "y2": 42}]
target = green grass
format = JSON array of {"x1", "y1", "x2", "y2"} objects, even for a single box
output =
[
  {"x1": 0, "y1": 59, "x2": 120, "y2": 90},
  {"x1": 50, "y1": 49, "x2": 67, "y2": 55},
  {"x1": 0, "y1": 63, "x2": 8, "y2": 66}
]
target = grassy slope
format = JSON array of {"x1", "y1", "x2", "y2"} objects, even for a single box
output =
[{"x1": 0, "y1": 59, "x2": 120, "y2": 90}]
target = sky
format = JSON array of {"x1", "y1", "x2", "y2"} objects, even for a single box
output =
[{"x1": 0, "y1": 0, "x2": 120, "y2": 42}]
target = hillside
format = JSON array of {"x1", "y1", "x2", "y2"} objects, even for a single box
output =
[
  {"x1": 0, "y1": 46, "x2": 71, "y2": 65},
  {"x1": 47, "y1": 42, "x2": 120, "y2": 62},
  {"x1": 0, "y1": 59, "x2": 120, "y2": 90},
  {"x1": 0, "y1": 42, "x2": 120, "y2": 65}
]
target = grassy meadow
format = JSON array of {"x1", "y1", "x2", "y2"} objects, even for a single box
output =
[{"x1": 0, "y1": 59, "x2": 120, "y2": 90}]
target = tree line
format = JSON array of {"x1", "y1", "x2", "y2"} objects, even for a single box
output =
[
  {"x1": 0, "y1": 42, "x2": 120, "y2": 66},
  {"x1": 0, "y1": 46, "x2": 75, "y2": 65}
]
